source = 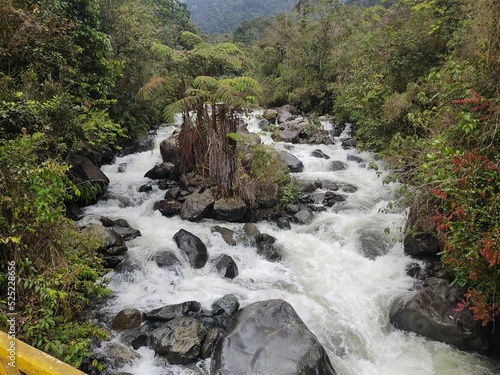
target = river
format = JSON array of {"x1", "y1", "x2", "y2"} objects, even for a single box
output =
[{"x1": 83, "y1": 113, "x2": 500, "y2": 375}]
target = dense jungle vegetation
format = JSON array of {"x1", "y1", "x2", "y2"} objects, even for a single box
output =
[{"x1": 0, "y1": 0, "x2": 498, "y2": 370}]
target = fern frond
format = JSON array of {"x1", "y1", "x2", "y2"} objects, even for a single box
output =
[
  {"x1": 193, "y1": 76, "x2": 219, "y2": 92},
  {"x1": 137, "y1": 76, "x2": 167, "y2": 101},
  {"x1": 151, "y1": 42, "x2": 173, "y2": 59},
  {"x1": 181, "y1": 31, "x2": 203, "y2": 48}
]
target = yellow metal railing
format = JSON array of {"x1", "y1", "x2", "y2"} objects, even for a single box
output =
[{"x1": 0, "y1": 331, "x2": 86, "y2": 375}]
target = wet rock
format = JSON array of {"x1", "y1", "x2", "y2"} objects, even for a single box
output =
[
  {"x1": 119, "y1": 136, "x2": 154, "y2": 156},
  {"x1": 101, "y1": 343, "x2": 141, "y2": 368},
  {"x1": 322, "y1": 191, "x2": 346, "y2": 207},
  {"x1": 347, "y1": 154, "x2": 364, "y2": 163},
  {"x1": 256, "y1": 234, "x2": 281, "y2": 262},
  {"x1": 390, "y1": 278, "x2": 489, "y2": 355},
  {"x1": 149, "y1": 317, "x2": 207, "y2": 365},
  {"x1": 339, "y1": 183, "x2": 358, "y2": 193},
  {"x1": 285, "y1": 203, "x2": 300, "y2": 215},
  {"x1": 144, "y1": 162, "x2": 176, "y2": 180},
  {"x1": 212, "y1": 226, "x2": 237, "y2": 246},
  {"x1": 144, "y1": 301, "x2": 202, "y2": 322},
  {"x1": 157, "y1": 180, "x2": 178, "y2": 190},
  {"x1": 276, "y1": 129, "x2": 302, "y2": 143},
  {"x1": 311, "y1": 149, "x2": 330, "y2": 159},
  {"x1": 180, "y1": 189, "x2": 214, "y2": 222},
  {"x1": 112, "y1": 308, "x2": 142, "y2": 331},
  {"x1": 276, "y1": 217, "x2": 291, "y2": 230},
  {"x1": 114, "y1": 259, "x2": 139, "y2": 274},
  {"x1": 293, "y1": 209, "x2": 314, "y2": 225},
  {"x1": 156, "y1": 199, "x2": 182, "y2": 217},
  {"x1": 213, "y1": 198, "x2": 247, "y2": 222},
  {"x1": 200, "y1": 327, "x2": 221, "y2": 359},
  {"x1": 152, "y1": 251, "x2": 181, "y2": 270},
  {"x1": 68, "y1": 154, "x2": 109, "y2": 201},
  {"x1": 301, "y1": 181, "x2": 317, "y2": 193},
  {"x1": 330, "y1": 160, "x2": 348, "y2": 171},
  {"x1": 404, "y1": 233, "x2": 441, "y2": 257},
  {"x1": 212, "y1": 294, "x2": 240, "y2": 316},
  {"x1": 103, "y1": 218, "x2": 141, "y2": 241},
  {"x1": 164, "y1": 187, "x2": 181, "y2": 200},
  {"x1": 256, "y1": 118, "x2": 269, "y2": 129},
  {"x1": 212, "y1": 255, "x2": 238, "y2": 279},
  {"x1": 262, "y1": 109, "x2": 278, "y2": 122},
  {"x1": 117, "y1": 163, "x2": 127, "y2": 173},
  {"x1": 211, "y1": 299, "x2": 336, "y2": 375},
  {"x1": 279, "y1": 151, "x2": 304, "y2": 173},
  {"x1": 358, "y1": 228, "x2": 392, "y2": 259},
  {"x1": 341, "y1": 138, "x2": 357, "y2": 149},
  {"x1": 160, "y1": 130, "x2": 180, "y2": 165},
  {"x1": 83, "y1": 225, "x2": 126, "y2": 253},
  {"x1": 173, "y1": 229, "x2": 208, "y2": 268},
  {"x1": 138, "y1": 183, "x2": 152, "y2": 193},
  {"x1": 241, "y1": 223, "x2": 261, "y2": 246}
]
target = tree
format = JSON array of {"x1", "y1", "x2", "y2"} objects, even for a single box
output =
[{"x1": 166, "y1": 75, "x2": 262, "y2": 194}]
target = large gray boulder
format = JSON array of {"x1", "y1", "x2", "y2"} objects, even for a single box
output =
[
  {"x1": 390, "y1": 278, "x2": 489, "y2": 355},
  {"x1": 160, "y1": 130, "x2": 180, "y2": 165},
  {"x1": 149, "y1": 317, "x2": 207, "y2": 365},
  {"x1": 180, "y1": 189, "x2": 214, "y2": 221},
  {"x1": 404, "y1": 233, "x2": 441, "y2": 257},
  {"x1": 68, "y1": 154, "x2": 109, "y2": 199},
  {"x1": 173, "y1": 229, "x2": 208, "y2": 268},
  {"x1": 279, "y1": 151, "x2": 304, "y2": 173},
  {"x1": 211, "y1": 299, "x2": 336, "y2": 375},
  {"x1": 213, "y1": 198, "x2": 247, "y2": 222}
]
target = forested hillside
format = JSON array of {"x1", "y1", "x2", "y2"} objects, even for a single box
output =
[
  {"x1": 181, "y1": 0, "x2": 295, "y2": 34},
  {"x1": 1, "y1": 0, "x2": 499, "y2": 371},
  {"x1": 247, "y1": 0, "x2": 499, "y2": 326}
]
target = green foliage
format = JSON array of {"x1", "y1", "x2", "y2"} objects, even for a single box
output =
[
  {"x1": 428, "y1": 150, "x2": 500, "y2": 325},
  {"x1": 0, "y1": 134, "x2": 109, "y2": 366}
]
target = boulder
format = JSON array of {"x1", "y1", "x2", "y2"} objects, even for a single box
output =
[
  {"x1": 279, "y1": 151, "x2": 304, "y2": 173},
  {"x1": 293, "y1": 209, "x2": 314, "y2": 225},
  {"x1": 341, "y1": 138, "x2": 357, "y2": 149},
  {"x1": 152, "y1": 251, "x2": 181, "y2": 270},
  {"x1": 144, "y1": 301, "x2": 202, "y2": 322},
  {"x1": 200, "y1": 327, "x2": 221, "y2": 359},
  {"x1": 311, "y1": 149, "x2": 331, "y2": 159},
  {"x1": 211, "y1": 299, "x2": 336, "y2": 375},
  {"x1": 173, "y1": 229, "x2": 208, "y2": 268},
  {"x1": 212, "y1": 294, "x2": 240, "y2": 316},
  {"x1": 390, "y1": 278, "x2": 489, "y2": 355},
  {"x1": 156, "y1": 199, "x2": 182, "y2": 217},
  {"x1": 256, "y1": 234, "x2": 281, "y2": 262},
  {"x1": 277, "y1": 129, "x2": 302, "y2": 143},
  {"x1": 160, "y1": 130, "x2": 180, "y2": 165},
  {"x1": 212, "y1": 254, "x2": 238, "y2": 279},
  {"x1": 404, "y1": 233, "x2": 441, "y2": 257},
  {"x1": 149, "y1": 317, "x2": 207, "y2": 365},
  {"x1": 347, "y1": 154, "x2": 364, "y2": 163},
  {"x1": 180, "y1": 189, "x2": 214, "y2": 222},
  {"x1": 322, "y1": 191, "x2": 346, "y2": 207},
  {"x1": 68, "y1": 154, "x2": 109, "y2": 200},
  {"x1": 241, "y1": 223, "x2": 261, "y2": 246},
  {"x1": 211, "y1": 226, "x2": 237, "y2": 246},
  {"x1": 101, "y1": 343, "x2": 141, "y2": 368},
  {"x1": 119, "y1": 136, "x2": 154, "y2": 156},
  {"x1": 213, "y1": 198, "x2": 247, "y2": 222},
  {"x1": 144, "y1": 162, "x2": 176, "y2": 180},
  {"x1": 330, "y1": 160, "x2": 348, "y2": 171},
  {"x1": 82, "y1": 224, "x2": 126, "y2": 255},
  {"x1": 101, "y1": 218, "x2": 141, "y2": 241},
  {"x1": 112, "y1": 308, "x2": 142, "y2": 331}
]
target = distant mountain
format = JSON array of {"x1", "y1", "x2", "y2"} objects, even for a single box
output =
[{"x1": 180, "y1": 0, "x2": 295, "y2": 35}]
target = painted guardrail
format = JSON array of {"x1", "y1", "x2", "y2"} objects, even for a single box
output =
[{"x1": 0, "y1": 331, "x2": 86, "y2": 375}]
